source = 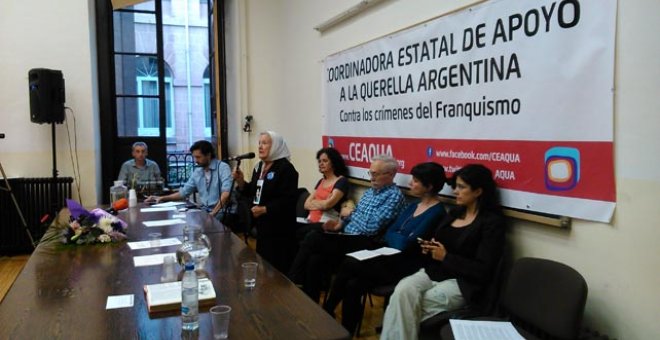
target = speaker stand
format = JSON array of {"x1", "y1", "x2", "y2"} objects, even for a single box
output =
[
  {"x1": 50, "y1": 121, "x2": 59, "y2": 211},
  {"x1": 51, "y1": 122, "x2": 58, "y2": 179},
  {"x1": 0, "y1": 162, "x2": 37, "y2": 249}
]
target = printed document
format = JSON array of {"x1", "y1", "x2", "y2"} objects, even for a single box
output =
[{"x1": 450, "y1": 319, "x2": 525, "y2": 340}]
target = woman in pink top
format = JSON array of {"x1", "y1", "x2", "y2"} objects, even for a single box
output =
[{"x1": 296, "y1": 147, "x2": 349, "y2": 241}]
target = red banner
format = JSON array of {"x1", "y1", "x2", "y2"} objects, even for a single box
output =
[{"x1": 323, "y1": 136, "x2": 615, "y2": 202}]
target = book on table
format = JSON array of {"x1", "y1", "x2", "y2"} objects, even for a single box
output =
[{"x1": 143, "y1": 278, "x2": 216, "y2": 313}]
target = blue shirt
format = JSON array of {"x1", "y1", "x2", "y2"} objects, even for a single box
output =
[
  {"x1": 179, "y1": 159, "x2": 232, "y2": 211},
  {"x1": 117, "y1": 159, "x2": 161, "y2": 188},
  {"x1": 344, "y1": 183, "x2": 405, "y2": 235},
  {"x1": 383, "y1": 202, "x2": 446, "y2": 251}
]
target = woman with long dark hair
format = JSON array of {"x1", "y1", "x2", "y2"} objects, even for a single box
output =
[
  {"x1": 380, "y1": 163, "x2": 505, "y2": 340},
  {"x1": 296, "y1": 147, "x2": 350, "y2": 241}
]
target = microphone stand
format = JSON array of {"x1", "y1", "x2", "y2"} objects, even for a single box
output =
[{"x1": 220, "y1": 158, "x2": 241, "y2": 231}]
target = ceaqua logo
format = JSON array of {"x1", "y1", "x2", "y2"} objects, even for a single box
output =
[
  {"x1": 327, "y1": 138, "x2": 335, "y2": 148},
  {"x1": 426, "y1": 146, "x2": 433, "y2": 158},
  {"x1": 544, "y1": 147, "x2": 580, "y2": 191}
]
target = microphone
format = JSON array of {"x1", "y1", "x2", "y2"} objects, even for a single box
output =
[
  {"x1": 223, "y1": 152, "x2": 255, "y2": 162},
  {"x1": 106, "y1": 198, "x2": 128, "y2": 215}
]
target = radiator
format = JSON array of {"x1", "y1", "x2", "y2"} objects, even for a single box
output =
[{"x1": 0, "y1": 177, "x2": 73, "y2": 255}]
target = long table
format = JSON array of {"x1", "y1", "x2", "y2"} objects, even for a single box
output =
[{"x1": 0, "y1": 205, "x2": 350, "y2": 339}]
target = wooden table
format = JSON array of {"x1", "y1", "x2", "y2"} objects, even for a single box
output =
[{"x1": 0, "y1": 205, "x2": 350, "y2": 339}]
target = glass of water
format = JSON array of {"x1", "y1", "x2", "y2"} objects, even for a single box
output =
[
  {"x1": 241, "y1": 262, "x2": 258, "y2": 289},
  {"x1": 210, "y1": 305, "x2": 231, "y2": 339}
]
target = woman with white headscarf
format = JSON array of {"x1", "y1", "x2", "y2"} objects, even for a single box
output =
[{"x1": 234, "y1": 131, "x2": 299, "y2": 272}]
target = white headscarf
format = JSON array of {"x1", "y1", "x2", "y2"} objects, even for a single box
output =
[{"x1": 262, "y1": 130, "x2": 291, "y2": 161}]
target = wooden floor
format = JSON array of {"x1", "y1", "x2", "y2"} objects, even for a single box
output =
[
  {"x1": 352, "y1": 295, "x2": 386, "y2": 340},
  {"x1": 0, "y1": 240, "x2": 385, "y2": 339},
  {"x1": 0, "y1": 255, "x2": 29, "y2": 303}
]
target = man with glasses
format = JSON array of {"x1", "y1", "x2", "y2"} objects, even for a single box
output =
[{"x1": 289, "y1": 154, "x2": 405, "y2": 302}]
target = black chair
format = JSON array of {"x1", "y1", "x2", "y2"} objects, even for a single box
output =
[
  {"x1": 356, "y1": 283, "x2": 395, "y2": 336},
  {"x1": 295, "y1": 187, "x2": 310, "y2": 218},
  {"x1": 440, "y1": 257, "x2": 588, "y2": 340},
  {"x1": 233, "y1": 194, "x2": 254, "y2": 243}
]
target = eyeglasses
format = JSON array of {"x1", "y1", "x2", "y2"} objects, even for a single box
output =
[{"x1": 367, "y1": 170, "x2": 391, "y2": 178}]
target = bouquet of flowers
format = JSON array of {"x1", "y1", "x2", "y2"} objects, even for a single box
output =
[{"x1": 62, "y1": 199, "x2": 128, "y2": 245}]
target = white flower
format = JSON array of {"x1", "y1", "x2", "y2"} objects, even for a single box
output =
[
  {"x1": 98, "y1": 216, "x2": 114, "y2": 234},
  {"x1": 98, "y1": 234, "x2": 111, "y2": 243}
]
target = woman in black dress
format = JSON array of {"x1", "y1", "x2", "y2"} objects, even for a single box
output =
[{"x1": 233, "y1": 131, "x2": 299, "y2": 273}]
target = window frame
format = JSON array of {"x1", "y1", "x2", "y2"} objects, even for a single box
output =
[{"x1": 136, "y1": 74, "x2": 174, "y2": 137}]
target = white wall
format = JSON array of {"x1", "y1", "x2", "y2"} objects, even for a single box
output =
[
  {"x1": 226, "y1": 0, "x2": 660, "y2": 338},
  {"x1": 1, "y1": 0, "x2": 657, "y2": 337},
  {"x1": 0, "y1": 0, "x2": 100, "y2": 205}
]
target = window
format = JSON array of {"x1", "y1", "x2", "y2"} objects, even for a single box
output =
[
  {"x1": 136, "y1": 58, "x2": 174, "y2": 137},
  {"x1": 97, "y1": 0, "x2": 227, "y2": 202},
  {"x1": 203, "y1": 66, "x2": 212, "y2": 137}
]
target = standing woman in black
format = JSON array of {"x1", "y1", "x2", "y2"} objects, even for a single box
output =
[{"x1": 233, "y1": 131, "x2": 299, "y2": 273}]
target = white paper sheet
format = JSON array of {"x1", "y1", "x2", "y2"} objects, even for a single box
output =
[
  {"x1": 140, "y1": 207, "x2": 178, "y2": 213},
  {"x1": 142, "y1": 219, "x2": 185, "y2": 227},
  {"x1": 296, "y1": 217, "x2": 309, "y2": 224},
  {"x1": 133, "y1": 252, "x2": 177, "y2": 267},
  {"x1": 106, "y1": 294, "x2": 134, "y2": 310},
  {"x1": 346, "y1": 249, "x2": 380, "y2": 261},
  {"x1": 151, "y1": 201, "x2": 185, "y2": 208},
  {"x1": 374, "y1": 247, "x2": 400, "y2": 256},
  {"x1": 450, "y1": 319, "x2": 525, "y2": 340},
  {"x1": 127, "y1": 238, "x2": 182, "y2": 250},
  {"x1": 346, "y1": 247, "x2": 401, "y2": 261}
]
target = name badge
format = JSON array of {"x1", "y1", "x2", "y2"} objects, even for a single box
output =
[{"x1": 254, "y1": 179, "x2": 264, "y2": 204}]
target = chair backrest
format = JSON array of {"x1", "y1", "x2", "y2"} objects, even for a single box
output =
[
  {"x1": 500, "y1": 257, "x2": 588, "y2": 340},
  {"x1": 295, "y1": 188, "x2": 310, "y2": 218},
  {"x1": 230, "y1": 194, "x2": 254, "y2": 239}
]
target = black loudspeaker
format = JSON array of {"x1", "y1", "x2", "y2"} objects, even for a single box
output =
[{"x1": 28, "y1": 68, "x2": 66, "y2": 124}]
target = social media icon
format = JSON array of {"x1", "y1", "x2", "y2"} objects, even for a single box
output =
[
  {"x1": 426, "y1": 146, "x2": 433, "y2": 158},
  {"x1": 544, "y1": 147, "x2": 580, "y2": 191},
  {"x1": 327, "y1": 138, "x2": 335, "y2": 148}
]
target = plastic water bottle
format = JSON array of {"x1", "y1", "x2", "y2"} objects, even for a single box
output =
[{"x1": 181, "y1": 263, "x2": 199, "y2": 330}]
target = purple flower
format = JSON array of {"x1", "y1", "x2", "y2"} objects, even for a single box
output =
[{"x1": 61, "y1": 201, "x2": 128, "y2": 245}]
